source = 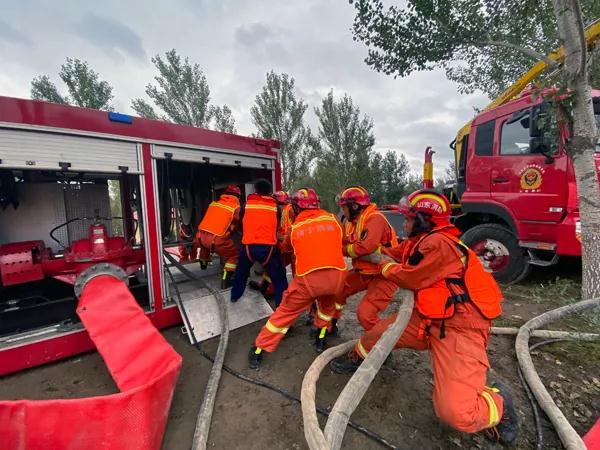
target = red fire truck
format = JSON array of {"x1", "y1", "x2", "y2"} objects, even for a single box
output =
[
  {"x1": 441, "y1": 20, "x2": 600, "y2": 284},
  {"x1": 449, "y1": 89, "x2": 600, "y2": 283},
  {"x1": 0, "y1": 96, "x2": 281, "y2": 375}
]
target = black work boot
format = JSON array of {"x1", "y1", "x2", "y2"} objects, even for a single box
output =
[
  {"x1": 199, "y1": 260, "x2": 208, "y2": 270},
  {"x1": 221, "y1": 271, "x2": 234, "y2": 289},
  {"x1": 248, "y1": 346, "x2": 263, "y2": 369},
  {"x1": 330, "y1": 350, "x2": 362, "y2": 374},
  {"x1": 315, "y1": 327, "x2": 328, "y2": 353},
  {"x1": 331, "y1": 318, "x2": 339, "y2": 337},
  {"x1": 489, "y1": 381, "x2": 520, "y2": 445}
]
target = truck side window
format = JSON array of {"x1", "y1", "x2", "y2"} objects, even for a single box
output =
[
  {"x1": 474, "y1": 120, "x2": 495, "y2": 156},
  {"x1": 500, "y1": 110, "x2": 531, "y2": 155}
]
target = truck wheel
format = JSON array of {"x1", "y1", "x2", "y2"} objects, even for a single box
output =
[{"x1": 461, "y1": 224, "x2": 530, "y2": 284}]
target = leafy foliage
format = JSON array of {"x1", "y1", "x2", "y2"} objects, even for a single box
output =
[
  {"x1": 30, "y1": 75, "x2": 67, "y2": 104},
  {"x1": 251, "y1": 71, "x2": 313, "y2": 190},
  {"x1": 350, "y1": 0, "x2": 600, "y2": 97},
  {"x1": 132, "y1": 49, "x2": 212, "y2": 126},
  {"x1": 30, "y1": 58, "x2": 114, "y2": 110},
  {"x1": 210, "y1": 105, "x2": 236, "y2": 133},
  {"x1": 132, "y1": 49, "x2": 236, "y2": 132},
  {"x1": 310, "y1": 90, "x2": 375, "y2": 209}
]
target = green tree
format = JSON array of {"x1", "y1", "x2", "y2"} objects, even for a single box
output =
[
  {"x1": 349, "y1": 0, "x2": 600, "y2": 98},
  {"x1": 380, "y1": 150, "x2": 410, "y2": 203},
  {"x1": 210, "y1": 105, "x2": 236, "y2": 133},
  {"x1": 31, "y1": 58, "x2": 114, "y2": 110},
  {"x1": 251, "y1": 71, "x2": 313, "y2": 190},
  {"x1": 435, "y1": 160, "x2": 457, "y2": 190},
  {"x1": 133, "y1": 49, "x2": 236, "y2": 132},
  {"x1": 311, "y1": 90, "x2": 375, "y2": 210},
  {"x1": 350, "y1": 0, "x2": 600, "y2": 298}
]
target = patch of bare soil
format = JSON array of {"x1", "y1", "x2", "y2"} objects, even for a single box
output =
[{"x1": 0, "y1": 259, "x2": 597, "y2": 449}]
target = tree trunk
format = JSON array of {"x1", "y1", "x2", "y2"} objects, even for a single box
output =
[{"x1": 552, "y1": 0, "x2": 600, "y2": 299}]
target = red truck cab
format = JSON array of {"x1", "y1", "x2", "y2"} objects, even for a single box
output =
[{"x1": 454, "y1": 88, "x2": 600, "y2": 283}]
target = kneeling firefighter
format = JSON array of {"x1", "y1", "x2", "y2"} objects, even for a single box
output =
[
  {"x1": 195, "y1": 184, "x2": 241, "y2": 289},
  {"x1": 249, "y1": 188, "x2": 346, "y2": 369},
  {"x1": 330, "y1": 189, "x2": 519, "y2": 445}
]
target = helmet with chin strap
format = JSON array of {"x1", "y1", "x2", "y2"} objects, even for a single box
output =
[{"x1": 399, "y1": 189, "x2": 451, "y2": 227}]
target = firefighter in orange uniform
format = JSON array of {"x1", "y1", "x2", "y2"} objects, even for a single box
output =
[
  {"x1": 230, "y1": 179, "x2": 288, "y2": 305},
  {"x1": 331, "y1": 190, "x2": 519, "y2": 445},
  {"x1": 249, "y1": 188, "x2": 346, "y2": 368},
  {"x1": 178, "y1": 223, "x2": 200, "y2": 263},
  {"x1": 196, "y1": 184, "x2": 241, "y2": 289},
  {"x1": 334, "y1": 186, "x2": 399, "y2": 331},
  {"x1": 249, "y1": 190, "x2": 295, "y2": 295}
]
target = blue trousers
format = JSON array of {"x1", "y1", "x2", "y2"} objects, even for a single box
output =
[{"x1": 230, "y1": 244, "x2": 288, "y2": 305}]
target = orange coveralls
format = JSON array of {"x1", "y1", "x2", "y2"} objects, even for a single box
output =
[
  {"x1": 335, "y1": 210, "x2": 398, "y2": 330},
  {"x1": 255, "y1": 210, "x2": 346, "y2": 352},
  {"x1": 197, "y1": 203, "x2": 240, "y2": 273},
  {"x1": 355, "y1": 232, "x2": 504, "y2": 433},
  {"x1": 178, "y1": 224, "x2": 200, "y2": 262}
]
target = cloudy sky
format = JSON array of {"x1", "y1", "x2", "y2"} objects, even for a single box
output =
[{"x1": 0, "y1": 0, "x2": 489, "y2": 177}]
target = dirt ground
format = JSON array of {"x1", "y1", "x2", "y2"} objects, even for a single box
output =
[{"x1": 1, "y1": 258, "x2": 598, "y2": 450}]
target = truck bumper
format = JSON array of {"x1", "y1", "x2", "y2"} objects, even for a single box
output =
[{"x1": 555, "y1": 214, "x2": 582, "y2": 257}]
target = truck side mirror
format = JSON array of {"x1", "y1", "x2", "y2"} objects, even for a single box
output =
[{"x1": 529, "y1": 136, "x2": 555, "y2": 163}]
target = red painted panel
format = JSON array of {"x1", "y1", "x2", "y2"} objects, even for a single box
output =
[{"x1": 0, "y1": 96, "x2": 279, "y2": 157}]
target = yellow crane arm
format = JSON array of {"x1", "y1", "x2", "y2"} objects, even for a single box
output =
[{"x1": 454, "y1": 19, "x2": 600, "y2": 165}]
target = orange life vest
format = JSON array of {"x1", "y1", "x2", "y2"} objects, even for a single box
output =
[
  {"x1": 345, "y1": 204, "x2": 398, "y2": 275},
  {"x1": 198, "y1": 194, "x2": 240, "y2": 237},
  {"x1": 242, "y1": 194, "x2": 278, "y2": 245},
  {"x1": 402, "y1": 228, "x2": 503, "y2": 321},
  {"x1": 291, "y1": 209, "x2": 346, "y2": 277}
]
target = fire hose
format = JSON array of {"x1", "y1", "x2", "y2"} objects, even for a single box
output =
[
  {"x1": 163, "y1": 251, "x2": 401, "y2": 449},
  {"x1": 163, "y1": 251, "x2": 228, "y2": 450},
  {"x1": 301, "y1": 290, "x2": 414, "y2": 450},
  {"x1": 0, "y1": 264, "x2": 182, "y2": 450},
  {"x1": 515, "y1": 297, "x2": 600, "y2": 450}
]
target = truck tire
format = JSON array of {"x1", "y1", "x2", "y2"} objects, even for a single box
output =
[{"x1": 461, "y1": 224, "x2": 530, "y2": 284}]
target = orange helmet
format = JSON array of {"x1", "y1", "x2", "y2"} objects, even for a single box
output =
[
  {"x1": 399, "y1": 189, "x2": 451, "y2": 226},
  {"x1": 224, "y1": 184, "x2": 241, "y2": 197},
  {"x1": 336, "y1": 186, "x2": 370, "y2": 206},
  {"x1": 291, "y1": 188, "x2": 320, "y2": 209},
  {"x1": 273, "y1": 190, "x2": 290, "y2": 204}
]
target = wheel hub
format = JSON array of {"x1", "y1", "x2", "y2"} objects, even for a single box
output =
[{"x1": 471, "y1": 239, "x2": 510, "y2": 272}]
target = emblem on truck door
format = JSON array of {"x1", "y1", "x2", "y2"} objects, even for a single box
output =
[{"x1": 519, "y1": 164, "x2": 544, "y2": 192}]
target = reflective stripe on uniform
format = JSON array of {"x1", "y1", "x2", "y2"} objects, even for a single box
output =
[
  {"x1": 211, "y1": 201, "x2": 236, "y2": 213},
  {"x1": 265, "y1": 320, "x2": 289, "y2": 334},
  {"x1": 346, "y1": 244, "x2": 357, "y2": 258},
  {"x1": 381, "y1": 262, "x2": 396, "y2": 278},
  {"x1": 481, "y1": 390, "x2": 500, "y2": 426},
  {"x1": 356, "y1": 340, "x2": 369, "y2": 358},
  {"x1": 335, "y1": 303, "x2": 344, "y2": 311},
  {"x1": 316, "y1": 306, "x2": 333, "y2": 322},
  {"x1": 224, "y1": 262, "x2": 237, "y2": 270},
  {"x1": 246, "y1": 204, "x2": 277, "y2": 212}
]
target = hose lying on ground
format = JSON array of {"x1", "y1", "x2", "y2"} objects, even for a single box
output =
[
  {"x1": 491, "y1": 327, "x2": 599, "y2": 340},
  {"x1": 301, "y1": 290, "x2": 414, "y2": 450},
  {"x1": 164, "y1": 253, "x2": 399, "y2": 449},
  {"x1": 516, "y1": 297, "x2": 600, "y2": 450},
  {"x1": 163, "y1": 252, "x2": 229, "y2": 450}
]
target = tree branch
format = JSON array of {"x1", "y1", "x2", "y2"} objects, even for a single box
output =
[
  {"x1": 570, "y1": 0, "x2": 587, "y2": 76},
  {"x1": 475, "y1": 39, "x2": 559, "y2": 67}
]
